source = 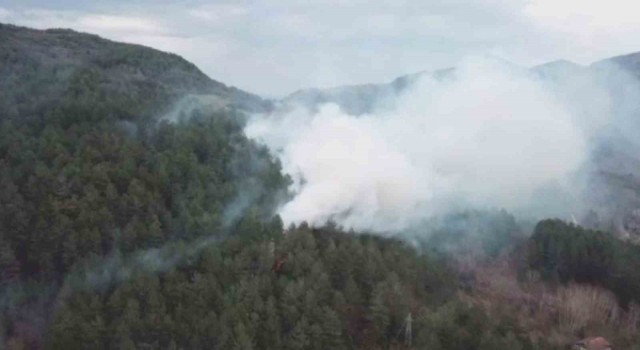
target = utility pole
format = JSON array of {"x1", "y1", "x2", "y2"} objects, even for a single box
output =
[{"x1": 404, "y1": 313, "x2": 412, "y2": 347}]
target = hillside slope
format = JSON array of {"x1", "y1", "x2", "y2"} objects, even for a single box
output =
[
  {"x1": 0, "y1": 24, "x2": 288, "y2": 348},
  {"x1": 0, "y1": 23, "x2": 271, "y2": 123}
]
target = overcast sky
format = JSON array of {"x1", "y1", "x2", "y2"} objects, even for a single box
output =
[{"x1": 2, "y1": 0, "x2": 640, "y2": 96}]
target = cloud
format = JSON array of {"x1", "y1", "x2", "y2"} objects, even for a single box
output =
[
  {"x1": 525, "y1": 0, "x2": 639, "y2": 27},
  {"x1": 77, "y1": 14, "x2": 165, "y2": 35},
  {"x1": 3, "y1": 8, "x2": 165, "y2": 36},
  {"x1": 186, "y1": 4, "x2": 249, "y2": 23},
  {"x1": 522, "y1": 0, "x2": 640, "y2": 63},
  {"x1": 0, "y1": 7, "x2": 10, "y2": 20}
]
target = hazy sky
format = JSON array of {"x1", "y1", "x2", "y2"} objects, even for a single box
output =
[{"x1": 2, "y1": 0, "x2": 640, "y2": 96}]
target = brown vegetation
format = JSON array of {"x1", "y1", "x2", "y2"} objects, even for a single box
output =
[{"x1": 459, "y1": 252, "x2": 640, "y2": 349}]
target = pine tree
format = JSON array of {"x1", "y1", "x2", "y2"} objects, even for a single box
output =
[
  {"x1": 321, "y1": 307, "x2": 344, "y2": 350},
  {"x1": 261, "y1": 296, "x2": 281, "y2": 349},
  {"x1": 232, "y1": 322, "x2": 255, "y2": 350},
  {"x1": 369, "y1": 283, "x2": 390, "y2": 341},
  {"x1": 344, "y1": 276, "x2": 362, "y2": 305},
  {"x1": 285, "y1": 316, "x2": 310, "y2": 350}
]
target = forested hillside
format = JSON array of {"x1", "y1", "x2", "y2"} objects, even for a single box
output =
[
  {"x1": 1, "y1": 23, "x2": 640, "y2": 350},
  {"x1": 0, "y1": 24, "x2": 285, "y2": 349},
  {"x1": 0, "y1": 96, "x2": 291, "y2": 348},
  {"x1": 0, "y1": 23, "x2": 272, "y2": 124}
]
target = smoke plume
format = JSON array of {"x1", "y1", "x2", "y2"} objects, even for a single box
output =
[{"x1": 246, "y1": 57, "x2": 636, "y2": 232}]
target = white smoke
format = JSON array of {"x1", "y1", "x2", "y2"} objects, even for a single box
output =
[{"x1": 246, "y1": 57, "x2": 620, "y2": 232}]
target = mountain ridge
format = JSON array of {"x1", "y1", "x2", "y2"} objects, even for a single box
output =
[
  {"x1": 0, "y1": 23, "x2": 272, "y2": 123},
  {"x1": 283, "y1": 53, "x2": 640, "y2": 115},
  {"x1": 6, "y1": 21, "x2": 640, "y2": 119}
]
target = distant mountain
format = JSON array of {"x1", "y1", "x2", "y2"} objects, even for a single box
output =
[
  {"x1": 282, "y1": 68, "x2": 454, "y2": 115},
  {"x1": 0, "y1": 23, "x2": 271, "y2": 123},
  {"x1": 591, "y1": 51, "x2": 640, "y2": 79},
  {"x1": 530, "y1": 59, "x2": 585, "y2": 80},
  {"x1": 282, "y1": 53, "x2": 640, "y2": 115},
  {"x1": 283, "y1": 62, "x2": 570, "y2": 115}
]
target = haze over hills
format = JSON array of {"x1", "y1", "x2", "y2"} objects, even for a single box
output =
[
  {"x1": 3, "y1": 22, "x2": 640, "y2": 238},
  {"x1": 282, "y1": 68, "x2": 451, "y2": 115},
  {"x1": 0, "y1": 23, "x2": 272, "y2": 124},
  {"x1": 3, "y1": 22, "x2": 640, "y2": 122},
  {"x1": 283, "y1": 54, "x2": 640, "y2": 116}
]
